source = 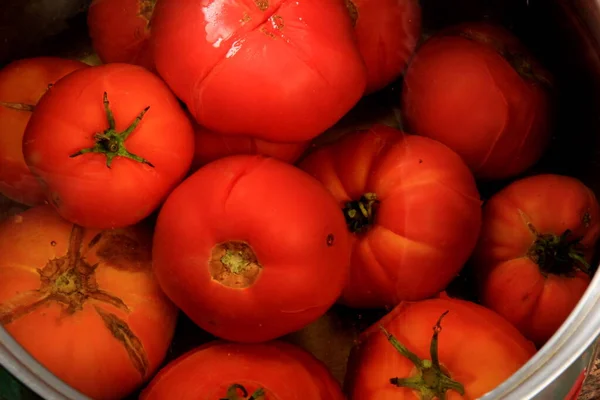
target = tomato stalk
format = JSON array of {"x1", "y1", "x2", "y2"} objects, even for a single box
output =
[
  {"x1": 343, "y1": 193, "x2": 379, "y2": 233},
  {"x1": 220, "y1": 384, "x2": 265, "y2": 400},
  {"x1": 70, "y1": 92, "x2": 154, "y2": 168},
  {"x1": 379, "y1": 311, "x2": 465, "y2": 400},
  {"x1": 527, "y1": 227, "x2": 590, "y2": 276}
]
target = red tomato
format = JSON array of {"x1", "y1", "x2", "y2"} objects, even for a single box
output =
[
  {"x1": 192, "y1": 124, "x2": 310, "y2": 170},
  {"x1": 345, "y1": 297, "x2": 536, "y2": 399},
  {"x1": 22, "y1": 63, "x2": 195, "y2": 229},
  {"x1": 0, "y1": 57, "x2": 87, "y2": 206},
  {"x1": 0, "y1": 205, "x2": 178, "y2": 400},
  {"x1": 151, "y1": 0, "x2": 367, "y2": 142},
  {"x1": 402, "y1": 22, "x2": 553, "y2": 180},
  {"x1": 87, "y1": 0, "x2": 156, "y2": 70},
  {"x1": 140, "y1": 340, "x2": 345, "y2": 399},
  {"x1": 298, "y1": 125, "x2": 482, "y2": 308},
  {"x1": 347, "y1": 0, "x2": 422, "y2": 94},
  {"x1": 152, "y1": 155, "x2": 351, "y2": 343},
  {"x1": 472, "y1": 174, "x2": 600, "y2": 346}
]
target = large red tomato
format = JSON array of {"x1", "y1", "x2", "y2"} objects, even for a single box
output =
[
  {"x1": 298, "y1": 125, "x2": 482, "y2": 308},
  {"x1": 192, "y1": 124, "x2": 310, "y2": 170},
  {"x1": 345, "y1": 297, "x2": 536, "y2": 399},
  {"x1": 472, "y1": 174, "x2": 600, "y2": 346},
  {"x1": 0, "y1": 57, "x2": 87, "y2": 206},
  {"x1": 140, "y1": 340, "x2": 345, "y2": 399},
  {"x1": 87, "y1": 0, "x2": 156, "y2": 70},
  {"x1": 347, "y1": 0, "x2": 422, "y2": 94},
  {"x1": 0, "y1": 205, "x2": 178, "y2": 400},
  {"x1": 22, "y1": 63, "x2": 195, "y2": 229},
  {"x1": 151, "y1": 0, "x2": 367, "y2": 142},
  {"x1": 152, "y1": 155, "x2": 351, "y2": 343},
  {"x1": 402, "y1": 22, "x2": 553, "y2": 180}
]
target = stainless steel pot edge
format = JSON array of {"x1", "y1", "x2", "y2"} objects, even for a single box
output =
[{"x1": 0, "y1": 326, "x2": 89, "y2": 400}]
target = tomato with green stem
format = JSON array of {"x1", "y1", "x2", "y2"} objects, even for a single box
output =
[
  {"x1": 22, "y1": 63, "x2": 195, "y2": 229},
  {"x1": 472, "y1": 174, "x2": 600, "y2": 346}
]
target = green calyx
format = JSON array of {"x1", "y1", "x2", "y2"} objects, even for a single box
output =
[
  {"x1": 220, "y1": 384, "x2": 265, "y2": 400},
  {"x1": 380, "y1": 311, "x2": 465, "y2": 400},
  {"x1": 70, "y1": 92, "x2": 153, "y2": 169},
  {"x1": 527, "y1": 228, "x2": 590, "y2": 276},
  {"x1": 343, "y1": 192, "x2": 379, "y2": 233}
]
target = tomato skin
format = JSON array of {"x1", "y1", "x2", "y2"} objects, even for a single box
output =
[
  {"x1": 298, "y1": 125, "x2": 482, "y2": 308},
  {"x1": 87, "y1": 0, "x2": 156, "y2": 70},
  {"x1": 151, "y1": 0, "x2": 367, "y2": 142},
  {"x1": 0, "y1": 205, "x2": 178, "y2": 400},
  {"x1": 140, "y1": 340, "x2": 345, "y2": 400},
  {"x1": 192, "y1": 124, "x2": 310, "y2": 170},
  {"x1": 152, "y1": 155, "x2": 351, "y2": 343},
  {"x1": 0, "y1": 57, "x2": 87, "y2": 206},
  {"x1": 22, "y1": 63, "x2": 195, "y2": 229},
  {"x1": 345, "y1": 297, "x2": 536, "y2": 399},
  {"x1": 472, "y1": 174, "x2": 600, "y2": 346},
  {"x1": 402, "y1": 22, "x2": 552, "y2": 179},
  {"x1": 350, "y1": 0, "x2": 422, "y2": 94}
]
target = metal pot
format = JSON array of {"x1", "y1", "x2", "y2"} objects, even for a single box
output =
[{"x1": 2, "y1": 0, "x2": 600, "y2": 399}]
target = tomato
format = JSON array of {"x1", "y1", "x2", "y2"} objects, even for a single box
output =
[
  {"x1": 192, "y1": 124, "x2": 310, "y2": 170},
  {"x1": 0, "y1": 205, "x2": 178, "y2": 400},
  {"x1": 472, "y1": 174, "x2": 600, "y2": 346},
  {"x1": 152, "y1": 155, "x2": 351, "y2": 343},
  {"x1": 22, "y1": 63, "x2": 195, "y2": 229},
  {"x1": 87, "y1": 0, "x2": 156, "y2": 71},
  {"x1": 401, "y1": 22, "x2": 553, "y2": 180},
  {"x1": 346, "y1": 0, "x2": 422, "y2": 94},
  {"x1": 298, "y1": 125, "x2": 481, "y2": 308},
  {"x1": 140, "y1": 340, "x2": 345, "y2": 399},
  {"x1": 151, "y1": 0, "x2": 367, "y2": 142},
  {"x1": 0, "y1": 57, "x2": 87, "y2": 206},
  {"x1": 345, "y1": 297, "x2": 536, "y2": 399}
]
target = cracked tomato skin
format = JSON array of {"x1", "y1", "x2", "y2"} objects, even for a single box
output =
[
  {"x1": 345, "y1": 297, "x2": 536, "y2": 399},
  {"x1": 298, "y1": 125, "x2": 482, "y2": 309},
  {"x1": 0, "y1": 57, "x2": 87, "y2": 206},
  {"x1": 472, "y1": 174, "x2": 600, "y2": 346},
  {"x1": 87, "y1": 0, "x2": 156, "y2": 71},
  {"x1": 402, "y1": 22, "x2": 552, "y2": 180},
  {"x1": 22, "y1": 63, "x2": 195, "y2": 229},
  {"x1": 191, "y1": 124, "x2": 310, "y2": 171},
  {"x1": 349, "y1": 0, "x2": 422, "y2": 94},
  {"x1": 151, "y1": 0, "x2": 367, "y2": 142},
  {"x1": 140, "y1": 340, "x2": 345, "y2": 400},
  {"x1": 152, "y1": 155, "x2": 351, "y2": 343},
  {"x1": 0, "y1": 205, "x2": 178, "y2": 400}
]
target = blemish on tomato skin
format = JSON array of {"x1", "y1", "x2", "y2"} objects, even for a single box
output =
[{"x1": 254, "y1": 0, "x2": 269, "y2": 11}]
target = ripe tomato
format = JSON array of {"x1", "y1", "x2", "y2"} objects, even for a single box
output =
[
  {"x1": 345, "y1": 297, "x2": 536, "y2": 399},
  {"x1": 472, "y1": 174, "x2": 600, "y2": 346},
  {"x1": 192, "y1": 124, "x2": 310, "y2": 170},
  {"x1": 151, "y1": 0, "x2": 367, "y2": 142},
  {"x1": 0, "y1": 205, "x2": 178, "y2": 400},
  {"x1": 402, "y1": 22, "x2": 553, "y2": 180},
  {"x1": 87, "y1": 0, "x2": 156, "y2": 70},
  {"x1": 22, "y1": 63, "x2": 195, "y2": 229},
  {"x1": 298, "y1": 125, "x2": 482, "y2": 308},
  {"x1": 152, "y1": 155, "x2": 351, "y2": 343},
  {"x1": 0, "y1": 57, "x2": 87, "y2": 206},
  {"x1": 140, "y1": 340, "x2": 345, "y2": 399},
  {"x1": 346, "y1": 0, "x2": 422, "y2": 94}
]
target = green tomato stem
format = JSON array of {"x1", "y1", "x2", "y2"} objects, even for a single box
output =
[{"x1": 221, "y1": 384, "x2": 265, "y2": 400}]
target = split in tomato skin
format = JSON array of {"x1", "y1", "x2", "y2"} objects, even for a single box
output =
[
  {"x1": 0, "y1": 57, "x2": 87, "y2": 206},
  {"x1": 298, "y1": 124, "x2": 482, "y2": 309},
  {"x1": 472, "y1": 174, "x2": 600, "y2": 347},
  {"x1": 402, "y1": 21, "x2": 553, "y2": 180},
  {"x1": 140, "y1": 341, "x2": 346, "y2": 400},
  {"x1": 0, "y1": 205, "x2": 178, "y2": 400},
  {"x1": 151, "y1": 0, "x2": 367, "y2": 142},
  {"x1": 22, "y1": 63, "x2": 195, "y2": 229},
  {"x1": 152, "y1": 154, "x2": 352, "y2": 343}
]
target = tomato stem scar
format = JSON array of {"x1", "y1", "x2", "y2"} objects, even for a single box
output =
[
  {"x1": 221, "y1": 384, "x2": 265, "y2": 400},
  {"x1": 379, "y1": 311, "x2": 465, "y2": 399},
  {"x1": 69, "y1": 92, "x2": 154, "y2": 168},
  {"x1": 0, "y1": 101, "x2": 35, "y2": 112},
  {"x1": 528, "y1": 228, "x2": 590, "y2": 276},
  {"x1": 343, "y1": 192, "x2": 379, "y2": 233}
]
